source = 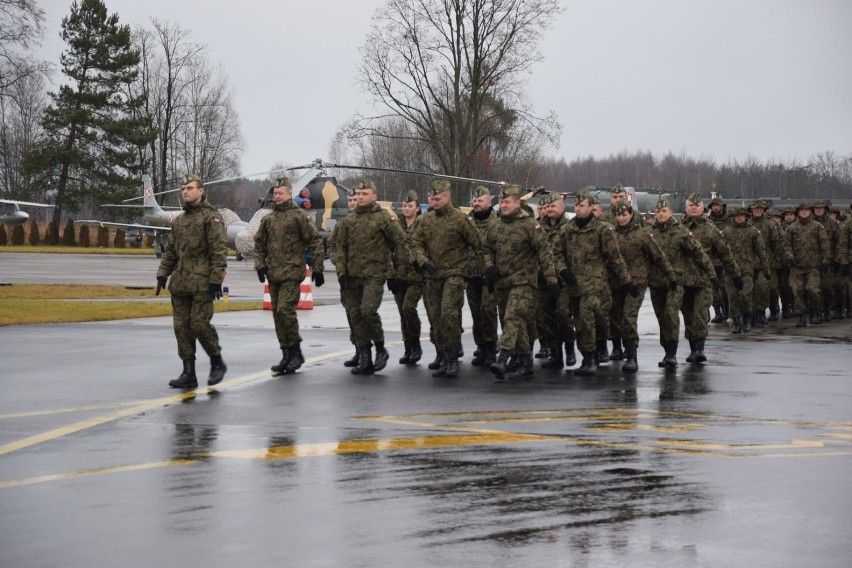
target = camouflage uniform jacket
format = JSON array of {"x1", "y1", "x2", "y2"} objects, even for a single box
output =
[
  {"x1": 553, "y1": 215, "x2": 631, "y2": 296},
  {"x1": 465, "y1": 208, "x2": 497, "y2": 278},
  {"x1": 482, "y1": 207, "x2": 556, "y2": 290},
  {"x1": 721, "y1": 221, "x2": 770, "y2": 277},
  {"x1": 683, "y1": 215, "x2": 741, "y2": 277},
  {"x1": 709, "y1": 209, "x2": 731, "y2": 231},
  {"x1": 336, "y1": 203, "x2": 410, "y2": 279},
  {"x1": 613, "y1": 221, "x2": 677, "y2": 287},
  {"x1": 157, "y1": 201, "x2": 227, "y2": 295},
  {"x1": 784, "y1": 217, "x2": 830, "y2": 269},
  {"x1": 396, "y1": 216, "x2": 424, "y2": 282},
  {"x1": 815, "y1": 214, "x2": 842, "y2": 266},
  {"x1": 647, "y1": 217, "x2": 715, "y2": 288},
  {"x1": 411, "y1": 203, "x2": 482, "y2": 280},
  {"x1": 838, "y1": 221, "x2": 850, "y2": 266},
  {"x1": 254, "y1": 200, "x2": 323, "y2": 281},
  {"x1": 326, "y1": 211, "x2": 352, "y2": 269},
  {"x1": 749, "y1": 215, "x2": 788, "y2": 270}
]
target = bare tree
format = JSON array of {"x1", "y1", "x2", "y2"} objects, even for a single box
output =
[
  {"x1": 0, "y1": 0, "x2": 51, "y2": 99},
  {"x1": 0, "y1": 71, "x2": 46, "y2": 199}
]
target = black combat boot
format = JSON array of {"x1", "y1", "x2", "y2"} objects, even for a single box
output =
[
  {"x1": 753, "y1": 310, "x2": 765, "y2": 327},
  {"x1": 795, "y1": 313, "x2": 807, "y2": 327},
  {"x1": 272, "y1": 348, "x2": 290, "y2": 373},
  {"x1": 809, "y1": 308, "x2": 821, "y2": 325},
  {"x1": 169, "y1": 359, "x2": 198, "y2": 389},
  {"x1": 534, "y1": 341, "x2": 550, "y2": 359},
  {"x1": 398, "y1": 340, "x2": 413, "y2": 364},
  {"x1": 343, "y1": 350, "x2": 359, "y2": 367},
  {"x1": 284, "y1": 344, "x2": 304, "y2": 374},
  {"x1": 710, "y1": 305, "x2": 725, "y2": 324},
  {"x1": 373, "y1": 342, "x2": 389, "y2": 372},
  {"x1": 609, "y1": 337, "x2": 624, "y2": 361},
  {"x1": 471, "y1": 344, "x2": 488, "y2": 366},
  {"x1": 686, "y1": 339, "x2": 697, "y2": 363},
  {"x1": 208, "y1": 353, "x2": 227, "y2": 385},
  {"x1": 564, "y1": 341, "x2": 577, "y2": 367},
  {"x1": 542, "y1": 340, "x2": 564, "y2": 369},
  {"x1": 509, "y1": 353, "x2": 535, "y2": 380},
  {"x1": 595, "y1": 339, "x2": 610, "y2": 365},
  {"x1": 720, "y1": 303, "x2": 729, "y2": 322},
  {"x1": 427, "y1": 350, "x2": 444, "y2": 370},
  {"x1": 769, "y1": 299, "x2": 780, "y2": 321},
  {"x1": 742, "y1": 314, "x2": 752, "y2": 332},
  {"x1": 823, "y1": 307, "x2": 832, "y2": 322},
  {"x1": 692, "y1": 338, "x2": 707, "y2": 364},
  {"x1": 622, "y1": 344, "x2": 638, "y2": 373},
  {"x1": 659, "y1": 341, "x2": 678, "y2": 368},
  {"x1": 457, "y1": 346, "x2": 464, "y2": 358},
  {"x1": 574, "y1": 351, "x2": 596, "y2": 376},
  {"x1": 731, "y1": 317, "x2": 742, "y2": 334},
  {"x1": 490, "y1": 350, "x2": 511, "y2": 382},
  {"x1": 440, "y1": 351, "x2": 459, "y2": 377},
  {"x1": 408, "y1": 340, "x2": 422, "y2": 364},
  {"x1": 351, "y1": 346, "x2": 374, "y2": 375}
]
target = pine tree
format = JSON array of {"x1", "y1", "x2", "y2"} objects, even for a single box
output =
[
  {"x1": 24, "y1": 0, "x2": 154, "y2": 243},
  {"x1": 27, "y1": 219, "x2": 41, "y2": 245}
]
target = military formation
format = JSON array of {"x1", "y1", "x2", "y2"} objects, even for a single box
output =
[{"x1": 157, "y1": 174, "x2": 852, "y2": 388}]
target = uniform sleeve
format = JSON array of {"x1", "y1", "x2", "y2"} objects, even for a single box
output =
[
  {"x1": 818, "y1": 224, "x2": 831, "y2": 265},
  {"x1": 712, "y1": 229, "x2": 740, "y2": 278},
  {"x1": 327, "y1": 220, "x2": 341, "y2": 267},
  {"x1": 532, "y1": 223, "x2": 557, "y2": 284},
  {"x1": 302, "y1": 216, "x2": 324, "y2": 273},
  {"x1": 385, "y1": 213, "x2": 412, "y2": 268},
  {"x1": 644, "y1": 231, "x2": 677, "y2": 284},
  {"x1": 836, "y1": 223, "x2": 849, "y2": 265},
  {"x1": 461, "y1": 214, "x2": 484, "y2": 276},
  {"x1": 254, "y1": 217, "x2": 268, "y2": 270},
  {"x1": 206, "y1": 212, "x2": 228, "y2": 285},
  {"x1": 551, "y1": 226, "x2": 567, "y2": 274},
  {"x1": 410, "y1": 215, "x2": 429, "y2": 266},
  {"x1": 754, "y1": 229, "x2": 770, "y2": 277},
  {"x1": 482, "y1": 221, "x2": 496, "y2": 268},
  {"x1": 685, "y1": 231, "x2": 715, "y2": 281},
  {"x1": 157, "y1": 227, "x2": 177, "y2": 278},
  {"x1": 601, "y1": 224, "x2": 631, "y2": 286}
]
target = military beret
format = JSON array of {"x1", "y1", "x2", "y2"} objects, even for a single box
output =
[
  {"x1": 275, "y1": 175, "x2": 291, "y2": 188},
  {"x1": 686, "y1": 192, "x2": 704, "y2": 205},
  {"x1": 587, "y1": 194, "x2": 600, "y2": 205},
  {"x1": 794, "y1": 202, "x2": 813, "y2": 214},
  {"x1": 184, "y1": 173, "x2": 202, "y2": 184},
  {"x1": 654, "y1": 197, "x2": 671, "y2": 210},
  {"x1": 812, "y1": 199, "x2": 829, "y2": 208},
  {"x1": 499, "y1": 184, "x2": 520, "y2": 199},
  {"x1": 404, "y1": 189, "x2": 419, "y2": 204},
  {"x1": 613, "y1": 202, "x2": 633, "y2": 216},
  {"x1": 574, "y1": 188, "x2": 591, "y2": 202},
  {"x1": 538, "y1": 192, "x2": 559, "y2": 205},
  {"x1": 428, "y1": 178, "x2": 451, "y2": 195},
  {"x1": 768, "y1": 209, "x2": 783, "y2": 218},
  {"x1": 472, "y1": 185, "x2": 491, "y2": 198},
  {"x1": 357, "y1": 178, "x2": 376, "y2": 190},
  {"x1": 730, "y1": 206, "x2": 751, "y2": 217},
  {"x1": 610, "y1": 183, "x2": 626, "y2": 195},
  {"x1": 748, "y1": 199, "x2": 768, "y2": 211}
]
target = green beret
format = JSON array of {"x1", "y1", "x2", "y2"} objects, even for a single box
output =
[
  {"x1": 184, "y1": 173, "x2": 202, "y2": 184},
  {"x1": 404, "y1": 189, "x2": 419, "y2": 204},
  {"x1": 275, "y1": 175, "x2": 291, "y2": 188},
  {"x1": 687, "y1": 192, "x2": 704, "y2": 205},
  {"x1": 613, "y1": 202, "x2": 633, "y2": 216},
  {"x1": 472, "y1": 185, "x2": 491, "y2": 198},
  {"x1": 730, "y1": 206, "x2": 751, "y2": 217},
  {"x1": 748, "y1": 199, "x2": 768, "y2": 211},
  {"x1": 812, "y1": 199, "x2": 829, "y2": 208},
  {"x1": 499, "y1": 184, "x2": 520, "y2": 199},
  {"x1": 538, "y1": 192, "x2": 559, "y2": 205},
  {"x1": 611, "y1": 183, "x2": 626, "y2": 195},
  {"x1": 428, "y1": 178, "x2": 451, "y2": 195},
  {"x1": 654, "y1": 197, "x2": 671, "y2": 210},
  {"x1": 357, "y1": 178, "x2": 376, "y2": 190}
]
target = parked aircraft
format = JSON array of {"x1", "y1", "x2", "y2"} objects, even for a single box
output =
[{"x1": 0, "y1": 199, "x2": 54, "y2": 226}]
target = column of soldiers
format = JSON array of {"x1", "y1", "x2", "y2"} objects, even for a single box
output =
[{"x1": 158, "y1": 174, "x2": 852, "y2": 389}]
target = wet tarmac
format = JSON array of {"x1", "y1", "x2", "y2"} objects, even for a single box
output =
[{"x1": 1, "y1": 253, "x2": 851, "y2": 567}]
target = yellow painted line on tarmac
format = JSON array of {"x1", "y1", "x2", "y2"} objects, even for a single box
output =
[
  {"x1": 0, "y1": 459, "x2": 198, "y2": 489},
  {"x1": 0, "y1": 349, "x2": 354, "y2": 457},
  {"x1": 0, "y1": 401, "x2": 148, "y2": 420}
]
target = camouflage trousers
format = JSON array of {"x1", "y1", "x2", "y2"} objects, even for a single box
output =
[
  {"x1": 536, "y1": 288, "x2": 557, "y2": 343},
  {"x1": 778, "y1": 268, "x2": 793, "y2": 312},
  {"x1": 712, "y1": 266, "x2": 727, "y2": 308},
  {"x1": 344, "y1": 277, "x2": 386, "y2": 348},
  {"x1": 495, "y1": 284, "x2": 534, "y2": 354},
  {"x1": 466, "y1": 279, "x2": 498, "y2": 344},
  {"x1": 269, "y1": 279, "x2": 302, "y2": 348},
  {"x1": 650, "y1": 285, "x2": 684, "y2": 344},
  {"x1": 340, "y1": 284, "x2": 355, "y2": 345},
  {"x1": 754, "y1": 270, "x2": 772, "y2": 311},
  {"x1": 171, "y1": 293, "x2": 220, "y2": 360},
  {"x1": 825, "y1": 266, "x2": 846, "y2": 310},
  {"x1": 681, "y1": 285, "x2": 712, "y2": 340},
  {"x1": 555, "y1": 290, "x2": 576, "y2": 344},
  {"x1": 423, "y1": 276, "x2": 465, "y2": 352},
  {"x1": 725, "y1": 274, "x2": 754, "y2": 319},
  {"x1": 393, "y1": 281, "x2": 423, "y2": 342},
  {"x1": 569, "y1": 293, "x2": 608, "y2": 354},
  {"x1": 610, "y1": 285, "x2": 647, "y2": 347},
  {"x1": 789, "y1": 268, "x2": 821, "y2": 314}
]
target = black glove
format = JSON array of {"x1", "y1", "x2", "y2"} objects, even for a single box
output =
[
  {"x1": 256, "y1": 267, "x2": 267, "y2": 283},
  {"x1": 559, "y1": 269, "x2": 576, "y2": 287},
  {"x1": 412, "y1": 261, "x2": 424, "y2": 274},
  {"x1": 423, "y1": 259, "x2": 438, "y2": 274},
  {"x1": 547, "y1": 283, "x2": 561, "y2": 300},
  {"x1": 468, "y1": 276, "x2": 484, "y2": 294},
  {"x1": 312, "y1": 271, "x2": 324, "y2": 287},
  {"x1": 624, "y1": 282, "x2": 640, "y2": 298},
  {"x1": 387, "y1": 278, "x2": 400, "y2": 295},
  {"x1": 338, "y1": 274, "x2": 348, "y2": 291},
  {"x1": 734, "y1": 275, "x2": 745, "y2": 291},
  {"x1": 485, "y1": 265, "x2": 499, "y2": 285},
  {"x1": 208, "y1": 283, "x2": 222, "y2": 301},
  {"x1": 156, "y1": 276, "x2": 167, "y2": 296},
  {"x1": 788, "y1": 259, "x2": 797, "y2": 268},
  {"x1": 669, "y1": 280, "x2": 678, "y2": 292},
  {"x1": 819, "y1": 263, "x2": 828, "y2": 273},
  {"x1": 843, "y1": 265, "x2": 851, "y2": 276}
]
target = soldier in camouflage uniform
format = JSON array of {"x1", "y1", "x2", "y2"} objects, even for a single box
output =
[
  {"x1": 682, "y1": 192, "x2": 742, "y2": 362},
  {"x1": 784, "y1": 202, "x2": 831, "y2": 327},
  {"x1": 255, "y1": 177, "x2": 325, "y2": 375},
  {"x1": 411, "y1": 178, "x2": 483, "y2": 378},
  {"x1": 335, "y1": 179, "x2": 410, "y2": 374},
  {"x1": 483, "y1": 185, "x2": 559, "y2": 381},
  {"x1": 553, "y1": 190, "x2": 638, "y2": 376},
  {"x1": 707, "y1": 196, "x2": 732, "y2": 323},
  {"x1": 813, "y1": 200, "x2": 842, "y2": 321},
  {"x1": 748, "y1": 200, "x2": 786, "y2": 325},
  {"x1": 156, "y1": 174, "x2": 228, "y2": 389},
  {"x1": 721, "y1": 207, "x2": 766, "y2": 334},
  {"x1": 778, "y1": 207, "x2": 798, "y2": 317},
  {"x1": 326, "y1": 192, "x2": 359, "y2": 366},
  {"x1": 647, "y1": 198, "x2": 716, "y2": 369},
  {"x1": 831, "y1": 206, "x2": 851, "y2": 318},
  {"x1": 392, "y1": 190, "x2": 425, "y2": 364},
  {"x1": 599, "y1": 183, "x2": 628, "y2": 227},
  {"x1": 466, "y1": 186, "x2": 499, "y2": 367},
  {"x1": 610, "y1": 202, "x2": 677, "y2": 372}
]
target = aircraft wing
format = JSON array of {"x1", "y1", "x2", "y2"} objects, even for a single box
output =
[
  {"x1": 74, "y1": 220, "x2": 171, "y2": 233},
  {"x1": 0, "y1": 199, "x2": 54, "y2": 208}
]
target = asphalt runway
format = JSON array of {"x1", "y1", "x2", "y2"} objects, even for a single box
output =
[{"x1": 2, "y1": 253, "x2": 851, "y2": 567}]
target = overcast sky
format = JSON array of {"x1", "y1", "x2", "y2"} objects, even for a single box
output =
[{"x1": 35, "y1": 0, "x2": 852, "y2": 177}]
